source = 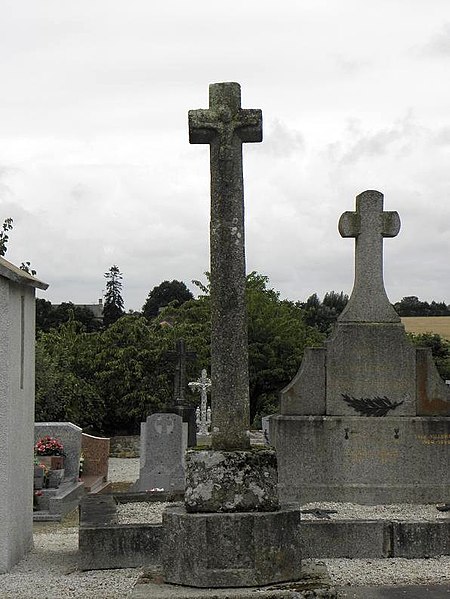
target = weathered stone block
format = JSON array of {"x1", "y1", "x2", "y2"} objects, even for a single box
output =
[
  {"x1": 184, "y1": 449, "x2": 279, "y2": 512},
  {"x1": 273, "y1": 414, "x2": 450, "y2": 504},
  {"x1": 162, "y1": 504, "x2": 302, "y2": 587}
]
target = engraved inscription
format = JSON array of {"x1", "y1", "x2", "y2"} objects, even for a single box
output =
[{"x1": 416, "y1": 434, "x2": 450, "y2": 446}]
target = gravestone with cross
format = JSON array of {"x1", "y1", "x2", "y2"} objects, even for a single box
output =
[
  {"x1": 327, "y1": 190, "x2": 416, "y2": 415},
  {"x1": 271, "y1": 189, "x2": 450, "y2": 505}
]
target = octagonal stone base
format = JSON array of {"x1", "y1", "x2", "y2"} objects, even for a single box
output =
[
  {"x1": 184, "y1": 449, "x2": 279, "y2": 512},
  {"x1": 162, "y1": 504, "x2": 302, "y2": 588}
]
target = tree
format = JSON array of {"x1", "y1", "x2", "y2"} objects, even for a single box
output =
[
  {"x1": 407, "y1": 332, "x2": 450, "y2": 380},
  {"x1": 0, "y1": 217, "x2": 13, "y2": 256},
  {"x1": 301, "y1": 290, "x2": 348, "y2": 334},
  {"x1": 394, "y1": 296, "x2": 450, "y2": 317},
  {"x1": 35, "y1": 299, "x2": 102, "y2": 334},
  {"x1": 159, "y1": 272, "x2": 324, "y2": 425},
  {"x1": 142, "y1": 279, "x2": 194, "y2": 319},
  {"x1": 103, "y1": 265, "x2": 125, "y2": 327}
]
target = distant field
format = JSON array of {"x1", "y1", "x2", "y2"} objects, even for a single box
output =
[{"x1": 401, "y1": 316, "x2": 450, "y2": 340}]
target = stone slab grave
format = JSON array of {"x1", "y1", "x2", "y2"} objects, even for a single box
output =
[
  {"x1": 162, "y1": 82, "x2": 304, "y2": 589},
  {"x1": 33, "y1": 422, "x2": 85, "y2": 520},
  {"x1": 134, "y1": 413, "x2": 185, "y2": 492},
  {"x1": 80, "y1": 432, "x2": 111, "y2": 493},
  {"x1": 272, "y1": 190, "x2": 450, "y2": 504},
  {"x1": 0, "y1": 257, "x2": 48, "y2": 573}
]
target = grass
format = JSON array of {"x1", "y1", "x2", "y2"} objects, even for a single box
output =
[{"x1": 401, "y1": 316, "x2": 450, "y2": 340}]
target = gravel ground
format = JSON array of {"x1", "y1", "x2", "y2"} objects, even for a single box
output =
[{"x1": 0, "y1": 458, "x2": 448, "y2": 597}]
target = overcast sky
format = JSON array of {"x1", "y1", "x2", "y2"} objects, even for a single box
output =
[{"x1": 1, "y1": 0, "x2": 450, "y2": 311}]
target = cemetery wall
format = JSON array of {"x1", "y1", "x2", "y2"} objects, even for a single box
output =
[{"x1": 0, "y1": 280, "x2": 35, "y2": 572}]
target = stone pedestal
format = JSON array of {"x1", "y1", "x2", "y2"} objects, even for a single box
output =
[
  {"x1": 162, "y1": 505, "x2": 302, "y2": 588},
  {"x1": 185, "y1": 449, "x2": 279, "y2": 512}
]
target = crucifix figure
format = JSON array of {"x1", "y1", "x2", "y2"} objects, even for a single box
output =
[
  {"x1": 166, "y1": 338, "x2": 196, "y2": 404},
  {"x1": 189, "y1": 82, "x2": 262, "y2": 450},
  {"x1": 338, "y1": 190, "x2": 401, "y2": 323},
  {"x1": 189, "y1": 369, "x2": 212, "y2": 436}
]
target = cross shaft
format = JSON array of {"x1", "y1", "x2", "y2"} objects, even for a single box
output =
[
  {"x1": 189, "y1": 83, "x2": 262, "y2": 450},
  {"x1": 338, "y1": 190, "x2": 400, "y2": 323}
]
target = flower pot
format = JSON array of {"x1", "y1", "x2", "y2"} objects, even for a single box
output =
[{"x1": 37, "y1": 455, "x2": 64, "y2": 470}]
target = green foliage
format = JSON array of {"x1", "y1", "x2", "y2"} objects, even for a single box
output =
[
  {"x1": 142, "y1": 279, "x2": 194, "y2": 319},
  {"x1": 36, "y1": 299, "x2": 102, "y2": 334},
  {"x1": 94, "y1": 316, "x2": 171, "y2": 434},
  {"x1": 103, "y1": 265, "x2": 125, "y2": 327},
  {"x1": 394, "y1": 296, "x2": 450, "y2": 317},
  {"x1": 158, "y1": 272, "x2": 324, "y2": 424},
  {"x1": 407, "y1": 332, "x2": 450, "y2": 380},
  {"x1": 301, "y1": 290, "x2": 349, "y2": 334},
  {"x1": 35, "y1": 321, "x2": 102, "y2": 427},
  {"x1": 0, "y1": 217, "x2": 13, "y2": 256}
]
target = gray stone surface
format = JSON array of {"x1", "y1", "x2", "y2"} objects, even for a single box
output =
[
  {"x1": 184, "y1": 450, "x2": 279, "y2": 512},
  {"x1": 274, "y1": 415, "x2": 450, "y2": 504},
  {"x1": 393, "y1": 521, "x2": 450, "y2": 558},
  {"x1": 136, "y1": 413, "x2": 185, "y2": 492},
  {"x1": 189, "y1": 82, "x2": 262, "y2": 451},
  {"x1": 281, "y1": 348, "x2": 326, "y2": 415},
  {"x1": 0, "y1": 259, "x2": 47, "y2": 573},
  {"x1": 34, "y1": 422, "x2": 82, "y2": 481},
  {"x1": 300, "y1": 520, "x2": 391, "y2": 558},
  {"x1": 326, "y1": 323, "x2": 417, "y2": 416},
  {"x1": 133, "y1": 562, "x2": 335, "y2": 598},
  {"x1": 79, "y1": 524, "x2": 163, "y2": 570},
  {"x1": 274, "y1": 190, "x2": 450, "y2": 504},
  {"x1": 162, "y1": 504, "x2": 302, "y2": 588},
  {"x1": 338, "y1": 190, "x2": 400, "y2": 323}
]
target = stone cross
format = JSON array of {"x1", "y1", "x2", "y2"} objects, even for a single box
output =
[
  {"x1": 189, "y1": 369, "x2": 212, "y2": 436},
  {"x1": 338, "y1": 190, "x2": 401, "y2": 323},
  {"x1": 189, "y1": 82, "x2": 262, "y2": 450},
  {"x1": 166, "y1": 338, "x2": 196, "y2": 404}
]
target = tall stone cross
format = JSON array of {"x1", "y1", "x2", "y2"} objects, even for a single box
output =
[
  {"x1": 189, "y1": 82, "x2": 262, "y2": 450},
  {"x1": 166, "y1": 338, "x2": 196, "y2": 404},
  {"x1": 338, "y1": 189, "x2": 401, "y2": 323}
]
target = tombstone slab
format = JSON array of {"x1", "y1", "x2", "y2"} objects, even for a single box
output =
[{"x1": 136, "y1": 413, "x2": 185, "y2": 492}]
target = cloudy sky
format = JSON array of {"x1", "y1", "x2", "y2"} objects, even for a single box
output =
[{"x1": 1, "y1": 0, "x2": 450, "y2": 311}]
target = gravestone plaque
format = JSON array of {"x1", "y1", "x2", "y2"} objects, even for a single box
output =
[{"x1": 136, "y1": 413, "x2": 185, "y2": 492}]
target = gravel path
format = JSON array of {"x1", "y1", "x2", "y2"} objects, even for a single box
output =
[{"x1": 0, "y1": 458, "x2": 448, "y2": 596}]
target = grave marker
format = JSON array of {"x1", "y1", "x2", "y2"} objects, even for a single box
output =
[
  {"x1": 136, "y1": 413, "x2": 185, "y2": 492},
  {"x1": 189, "y1": 82, "x2": 262, "y2": 450}
]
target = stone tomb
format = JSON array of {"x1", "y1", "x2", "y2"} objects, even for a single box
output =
[
  {"x1": 33, "y1": 422, "x2": 85, "y2": 519},
  {"x1": 272, "y1": 190, "x2": 450, "y2": 504},
  {"x1": 0, "y1": 257, "x2": 48, "y2": 573},
  {"x1": 135, "y1": 413, "x2": 185, "y2": 492}
]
